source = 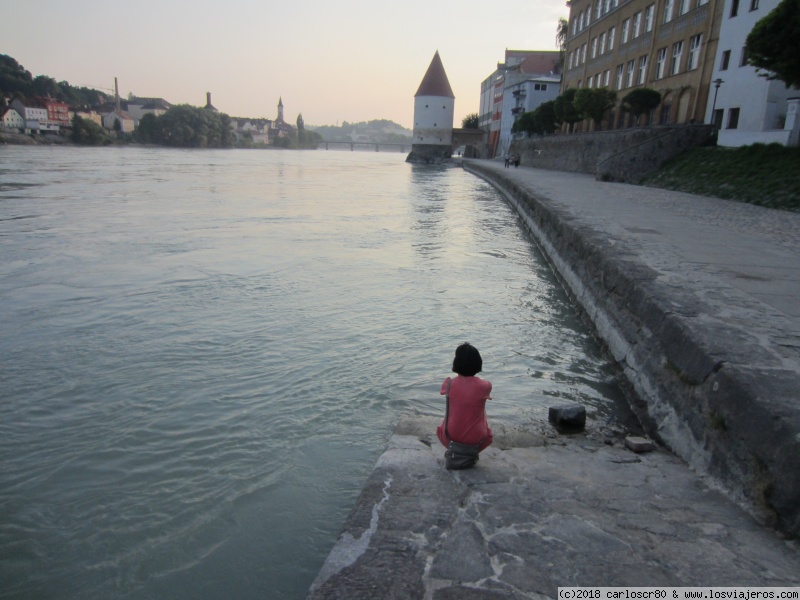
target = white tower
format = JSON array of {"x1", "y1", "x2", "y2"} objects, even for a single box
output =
[{"x1": 406, "y1": 51, "x2": 455, "y2": 163}]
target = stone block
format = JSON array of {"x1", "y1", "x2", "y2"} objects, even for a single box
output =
[
  {"x1": 625, "y1": 436, "x2": 656, "y2": 453},
  {"x1": 548, "y1": 404, "x2": 586, "y2": 431}
]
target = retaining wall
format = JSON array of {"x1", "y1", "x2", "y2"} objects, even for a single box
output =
[{"x1": 509, "y1": 125, "x2": 716, "y2": 183}]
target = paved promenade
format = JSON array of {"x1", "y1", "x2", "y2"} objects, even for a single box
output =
[{"x1": 307, "y1": 162, "x2": 800, "y2": 599}]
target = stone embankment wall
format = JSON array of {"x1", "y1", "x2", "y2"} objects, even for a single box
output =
[
  {"x1": 509, "y1": 125, "x2": 716, "y2": 183},
  {"x1": 463, "y1": 161, "x2": 800, "y2": 538}
]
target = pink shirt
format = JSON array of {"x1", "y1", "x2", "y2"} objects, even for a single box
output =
[{"x1": 439, "y1": 375, "x2": 492, "y2": 446}]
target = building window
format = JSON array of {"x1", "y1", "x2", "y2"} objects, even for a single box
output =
[
  {"x1": 727, "y1": 107, "x2": 740, "y2": 128},
  {"x1": 730, "y1": 0, "x2": 739, "y2": 16},
  {"x1": 582, "y1": 43, "x2": 587, "y2": 63},
  {"x1": 616, "y1": 64, "x2": 625, "y2": 89},
  {"x1": 605, "y1": 0, "x2": 613, "y2": 13},
  {"x1": 750, "y1": 0, "x2": 759, "y2": 9},
  {"x1": 586, "y1": 8, "x2": 591, "y2": 25},
  {"x1": 534, "y1": 83, "x2": 548, "y2": 91},
  {"x1": 608, "y1": 26, "x2": 616, "y2": 50},
  {"x1": 664, "y1": 0, "x2": 675, "y2": 22},
  {"x1": 740, "y1": 46, "x2": 748, "y2": 66},
  {"x1": 645, "y1": 4, "x2": 655, "y2": 31},
  {"x1": 671, "y1": 41, "x2": 683, "y2": 75},
  {"x1": 573, "y1": 17, "x2": 579, "y2": 34},
  {"x1": 688, "y1": 34, "x2": 703, "y2": 69},
  {"x1": 597, "y1": 0, "x2": 603, "y2": 18},
  {"x1": 721, "y1": 49, "x2": 731, "y2": 70},
  {"x1": 713, "y1": 109, "x2": 724, "y2": 128},
  {"x1": 626, "y1": 60, "x2": 636, "y2": 87},
  {"x1": 633, "y1": 12, "x2": 642, "y2": 37},
  {"x1": 592, "y1": 37, "x2": 598, "y2": 58},
  {"x1": 622, "y1": 18, "x2": 631, "y2": 43},
  {"x1": 579, "y1": 10, "x2": 585, "y2": 30},
  {"x1": 679, "y1": 0, "x2": 690, "y2": 14},
  {"x1": 588, "y1": 75, "x2": 595, "y2": 88},
  {"x1": 661, "y1": 103, "x2": 671, "y2": 124},
  {"x1": 638, "y1": 55, "x2": 648, "y2": 84},
  {"x1": 604, "y1": 69, "x2": 611, "y2": 86},
  {"x1": 600, "y1": 32, "x2": 607, "y2": 53},
  {"x1": 569, "y1": 51, "x2": 575, "y2": 69},
  {"x1": 656, "y1": 48, "x2": 667, "y2": 79}
]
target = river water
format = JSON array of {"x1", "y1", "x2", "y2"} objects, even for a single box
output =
[{"x1": 0, "y1": 146, "x2": 631, "y2": 599}]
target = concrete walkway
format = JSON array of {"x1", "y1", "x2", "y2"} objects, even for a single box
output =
[{"x1": 307, "y1": 163, "x2": 800, "y2": 599}]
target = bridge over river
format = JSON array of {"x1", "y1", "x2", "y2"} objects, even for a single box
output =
[
  {"x1": 316, "y1": 128, "x2": 486, "y2": 156},
  {"x1": 316, "y1": 141, "x2": 409, "y2": 152}
]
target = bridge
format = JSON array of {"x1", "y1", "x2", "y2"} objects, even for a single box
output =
[
  {"x1": 316, "y1": 141, "x2": 409, "y2": 152},
  {"x1": 316, "y1": 128, "x2": 487, "y2": 157}
]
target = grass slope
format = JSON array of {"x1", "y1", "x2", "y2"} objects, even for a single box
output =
[{"x1": 644, "y1": 143, "x2": 800, "y2": 212}]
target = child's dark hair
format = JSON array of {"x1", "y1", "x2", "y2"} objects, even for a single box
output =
[{"x1": 452, "y1": 342, "x2": 483, "y2": 377}]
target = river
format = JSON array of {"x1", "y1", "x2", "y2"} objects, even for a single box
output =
[{"x1": 0, "y1": 146, "x2": 631, "y2": 599}]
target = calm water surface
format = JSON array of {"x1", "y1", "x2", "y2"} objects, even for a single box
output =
[{"x1": 0, "y1": 147, "x2": 631, "y2": 599}]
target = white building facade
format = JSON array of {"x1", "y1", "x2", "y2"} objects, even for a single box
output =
[
  {"x1": 1, "y1": 107, "x2": 25, "y2": 132},
  {"x1": 705, "y1": 0, "x2": 800, "y2": 146},
  {"x1": 499, "y1": 75, "x2": 561, "y2": 157}
]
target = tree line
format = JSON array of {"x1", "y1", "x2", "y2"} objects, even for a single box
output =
[
  {"x1": 512, "y1": 87, "x2": 662, "y2": 136},
  {"x1": 1, "y1": 54, "x2": 107, "y2": 108}
]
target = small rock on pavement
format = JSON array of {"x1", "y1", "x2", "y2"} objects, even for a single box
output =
[
  {"x1": 548, "y1": 404, "x2": 587, "y2": 430},
  {"x1": 625, "y1": 436, "x2": 656, "y2": 453}
]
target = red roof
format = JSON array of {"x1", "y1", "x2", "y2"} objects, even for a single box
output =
[{"x1": 414, "y1": 51, "x2": 455, "y2": 98}]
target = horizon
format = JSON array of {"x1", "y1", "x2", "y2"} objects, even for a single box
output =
[{"x1": 1, "y1": 0, "x2": 566, "y2": 130}]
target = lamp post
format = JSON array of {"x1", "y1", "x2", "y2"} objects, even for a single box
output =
[{"x1": 710, "y1": 78, "x2": 724, "y2": 126}]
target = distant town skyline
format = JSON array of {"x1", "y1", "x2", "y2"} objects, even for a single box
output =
[{"x1": 2, "y1": 0, "x2": 566, "y2": 129}]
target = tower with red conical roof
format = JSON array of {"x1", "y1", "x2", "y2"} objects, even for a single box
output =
[{"x1": 406, "y1": 51, "x2": 455, "y2": 163}]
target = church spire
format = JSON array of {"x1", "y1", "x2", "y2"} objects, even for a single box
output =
[{"x1": 277, "y1": 97, "x2": 284, "y2": 122}]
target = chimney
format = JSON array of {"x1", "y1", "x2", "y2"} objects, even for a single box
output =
[
  {"x1": 207, "y1": 92, "x2": 212, "y2": 106},
  {"x1": 114, "y1": 77, "x2": 120, "y2": 112}
]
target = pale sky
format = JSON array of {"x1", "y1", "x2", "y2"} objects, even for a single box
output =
[{"x1": 2, "y1": 0, "x2": 567, "y2": 129}]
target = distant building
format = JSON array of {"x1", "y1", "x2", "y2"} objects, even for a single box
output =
[
  {"x1": 563, "y1": 0, "x2": 724, "y2": 130},
  {"x1": 480, "y1": 50, "x2": 561, "y2": 157},
  {"x1": 704, "y1": 0, "x2": 800, "y2": 146},
  {"x1": 204, "y1": 92, "x2": 218, "y2": 113},
  {"x1": 103, "y1": 77, "x2": 136, "y2": 133},
  {"x1": 37, "y1": 97, "x2": 70, "y2": 128},
  {"x1": 127, "y1": 97, "x2": 171, "y2": 123},
  {"x1": 102, "y1": 110, "x2": 135, "y2": 133},
  {"x1": 1, "y1": 106, "x2": 25, "y2": 132},
  {"x1": 70, "y1": 109, "x2": 103, "y2": 127},
  {"x1": 272, "y1": 97, "x2": 294, "y2": 138},
  {"x1": 407, "y1": 51, "x2": 455, "y2": 163},
  {"x1": 10, "y1": 98, "x2": 49, "y2": 133}
]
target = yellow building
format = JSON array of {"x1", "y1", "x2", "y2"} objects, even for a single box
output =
[{"x1": 563, "y1": 0, "x2": 725, "y2": 129}]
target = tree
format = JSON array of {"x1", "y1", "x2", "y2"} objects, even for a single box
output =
[
  {"x1": 573, "y1": 87, "x2": 617, "y2": 128},
  {"x1": 131, "y1": 105, "x2": 234, "y2": 148},
  {"x1": 70, "y1": 115, "x2": 111, "y2": 145},
  {"x1": 554, "y1": 88, "x2": 582, "y2": 132},
  {"x1": 0, "y1": 54, "x2": 32, "y2": 97},
  {"x1": 621, "y1": 88, "x2": 662, "y2": 125},
  {"x1": 512, "y1": 101, "x2": 560, "y2": 136},
  {"x1": 556, "y1": 17, "x2": 569, "y2": 73},
  {"x1": 746, "y1": 0, "x2": 800, "y2": 88},
  {"x1": 461, "y1": 112, "x2": 480, "y2": 128}
]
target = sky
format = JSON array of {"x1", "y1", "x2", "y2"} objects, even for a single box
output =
[{"x1": 2, "y1": 0, "x2": 567, "y2": 130}]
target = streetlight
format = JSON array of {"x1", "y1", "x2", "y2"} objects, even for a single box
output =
[{"x1": 710, "y1": 78, "x2": 724, "y2": 126}]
